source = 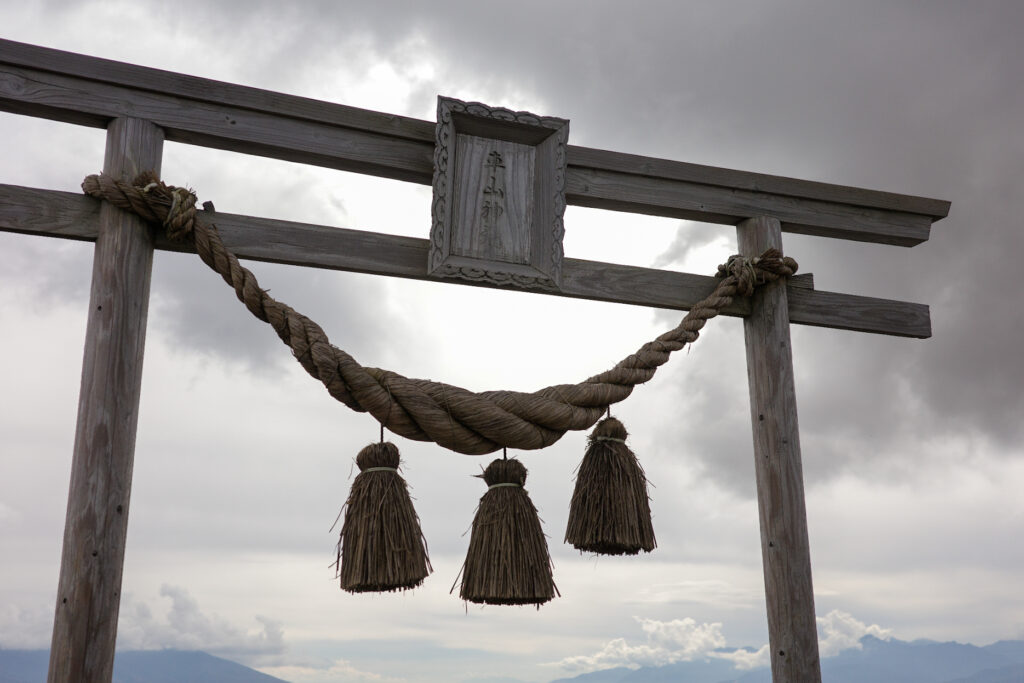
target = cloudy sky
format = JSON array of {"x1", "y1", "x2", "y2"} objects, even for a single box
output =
[{"x1": 2, "y1": 2, "x2": 1023, "y2": 681}]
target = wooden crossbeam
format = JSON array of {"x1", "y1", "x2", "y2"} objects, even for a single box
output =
[
  {"x1": 0, "y1": 38, "x2": 948, "y2": 247},
  {"x1": 0, "y1": 184, "x2": 931, "y2": 338}
]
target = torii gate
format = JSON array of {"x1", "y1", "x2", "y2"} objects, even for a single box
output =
[{"x1": 0, "y1": 39, "x2": 949, "y2": 683}]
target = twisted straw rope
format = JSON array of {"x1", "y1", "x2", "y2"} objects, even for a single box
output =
[{"x1": 82, "y1": 172, "x2": 797, "y2": 455}]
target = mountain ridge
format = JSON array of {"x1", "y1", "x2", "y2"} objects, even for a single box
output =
[
  {"x1": 5, "y1": 637, "x2": 1024, "y2": 683},
  {"x1": 0, "y1": 649, "x2": 287, "y2": 683},
  {"x1": 550, "y1": 636, "x2": 1024, "y2": 683}
]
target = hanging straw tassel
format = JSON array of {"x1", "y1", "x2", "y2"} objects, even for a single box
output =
[
  {"x1": 565, "y1": 417, "x2": 656, "y2": 555},
  {"x1": 335, "y1": 441, "x2": 431, "y2": 593},
  {"x1": 457, "y1": 457, "x2": 558, "y2": 606}
]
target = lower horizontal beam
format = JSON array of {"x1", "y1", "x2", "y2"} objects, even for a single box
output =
[{"x1": 0, "y1": 184, "x2": 931, "y2": 338}]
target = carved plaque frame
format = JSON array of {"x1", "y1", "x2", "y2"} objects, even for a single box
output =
[{"x1": 429, "y1": 96, "x2": 569, "y2": 290}]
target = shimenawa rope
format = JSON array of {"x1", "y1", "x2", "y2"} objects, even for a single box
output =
[{"x1": 81, "y1": 172, "x2": 797, "y2": 455}]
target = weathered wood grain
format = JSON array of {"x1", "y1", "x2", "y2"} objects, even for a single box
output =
[
  {"x1": 567, "y1": 145, "x2": 950, "y2": 217},
  {"x1": 0, "y1": 184, "x2": 930, "y2": 338},
  {"x1": 47, "y1": 119, "x2": 163, "y2": 683},
  {"x1": 787, "y1": 286, "x2": 929, "y2": 338},
  {"x1": 564, "y1": 167, "x2": 935, "y2": 246},
  {"x1": 738, "y1": 216, "x2": 822, "y2": 683},
  {"x1": 0, "y1": 184, "x2": 102, "y2": 242},
  {"x1": 0, "y1": 37, "x2": 437, "y2": 142},
  {"x1": 0, "y1": 38, "x2": 948, "y2": 245},
  {"x1": 429, "y1": 97, "x2": 568, "y2": 289},
  {"x1": 451, "y1": 135, "x2": 534, "y2": 264},
  {"x1": 0, "y1": 63, "x2": 435, "y2": 183},
  {"x1": 0, "y1": 39, "x2": 949, "y2": 218}
]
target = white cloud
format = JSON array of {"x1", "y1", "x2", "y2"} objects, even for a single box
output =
[
  {"x1": 817, "y1": 609, "x2": 892, "y2": 657},
  {"x1": 637, "y1": 617, "x2": 728, "y2": 655},
  {"x1": 550, "y1": 616, "x2": 726, "y2": 673},
  {"x1": 117, "y1": 585, "x2": 285, "y2": 661},
  {"x1": 713, "y1": 644, "x2": 770, "y2": 670},
  {"x1": 0, "y1": 603, "x2": 54, "y2": 649},
  {"x1": 0, "y1": 501, "x2": 18, "y2": 521},
  {"x1": 259, "y1": 659, "x2": 405, "y2": 683},
  {"x1": 550, "y1": 611, "x2": 892, "y2": 674},
  {"x1": 630, "y1": 578, "x2": 762, "y2": 609}
]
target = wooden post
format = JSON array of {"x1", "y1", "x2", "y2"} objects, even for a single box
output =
[
  {"x1": 738, "y1": 216, "x2": 822, "y2": 682},
  {"x1": 47, "y1": 118, "x2": 163, "y2": 683}
]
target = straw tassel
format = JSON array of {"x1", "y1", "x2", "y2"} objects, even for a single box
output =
[
  {"x1": 565, "y1": 417, "x2": 656, "y2": 555},
  {"x1": 335, "y1": 441, "x2": 432, "y2": 592},
  {"x1": 457, "y1": 457, "x2": 558, "y2": 606}
]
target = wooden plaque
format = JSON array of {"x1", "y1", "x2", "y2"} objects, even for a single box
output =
[{"x1": 429, "y1": 96, "x2": 569, "y2": 290}]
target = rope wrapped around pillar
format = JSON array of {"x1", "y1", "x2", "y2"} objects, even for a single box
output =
[{"x1": 81, "y1": 172, "x2": 798, "y2": 455}]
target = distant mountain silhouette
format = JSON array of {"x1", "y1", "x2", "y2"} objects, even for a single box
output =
[
  {"x1": 550, "y1": 637, "x2": 1024, "y2": 683},
  {"x1": 7, "y1": 638, "x2": 1024, "y2": 683},
  {"x1": 0, "y1": 649, "x2": 287, "y2": 683},
  {"x1": 549, "y1": 656, "x2": 747, "y2": 683},
  {"x1": 943, "y1": 663, "x2": 1024, "y2": 683}
]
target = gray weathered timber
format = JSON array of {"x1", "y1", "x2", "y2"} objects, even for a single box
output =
[
  {"x1": 0, "y1": 184, "x2": 930, "y2": 338},
  {"x1": 0, "y1": 62, "x2": 433, "y2": 182},
  {"x1": 738, "y1": 216, "x2": 821, "y2": 683},
  {"x1": 47, "y1": 119, "x2": 163, "y2": 683},
  {"x1": 0, "y1": 38, "x2": 949, "y2": 245},
  {"x1": 0, "y1": 33, "x2": 956, "y2": 219},
  {"x1": 566, "y1": 145, "x2": 949, "y2": 217},
  {"x1": 429, "y1": 96, "x2": 568, "y2": 289},
  {"x1": 563, "y1": 167, "x2": 935, "y2": 246},
  {"x1": 451, "y1": 136, "x2": 536, "y2": 263},
  {"x1": 0, "y1": 37, "x2": 437, "y2": 143}
]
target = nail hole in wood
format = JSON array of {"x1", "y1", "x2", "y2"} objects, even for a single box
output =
[
  {"x1": 116, "y1": 504, "x2": 123, "y2": 513},
  {"x1": 778, "y1": 650, "x2": 785, "y2": 657},
  {"x1": 758, "y1": 414, "x2": 764, "y2": 421}
]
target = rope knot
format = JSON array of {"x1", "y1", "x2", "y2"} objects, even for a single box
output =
[
  {"x1": 80, "y1": 171, "x2": 199, "y2": 242},
  {"x1": 717, "y1": 249, "x2": 799, "y2": 296},
  {"x1": 137, "y1": 174, "x2": 198, "y2": 242}
]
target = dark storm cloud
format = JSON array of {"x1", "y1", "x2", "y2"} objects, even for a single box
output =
[
  {"x1": 147, "y1": 252, "x2": 397, "y2": 378},
  {"x1": 118, "y1": 585, "x2": 285, "y2": 660},
  {"x1": 285, "y1": 1, "x2": 1024, "y2": 464},
  {"x1": 287, "y1": 0, "x2": 1024, "y2": 491},
  {"x1": 0, "y1": 114, "x2": 402, "y2": 380},
  {"x1": 463, "y1": 1, "x2": 1024, "y2": 490},
  {"x1": 652, "y1": 221, "x2": 727, "y2": 269}
]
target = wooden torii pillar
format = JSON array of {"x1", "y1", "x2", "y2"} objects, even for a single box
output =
[
  {"x1": 0, "y1": 39, "x2": 949, "y2": 683},
  {"x1": 740, "y1": 216, "x2": 817, "y2": 679}
]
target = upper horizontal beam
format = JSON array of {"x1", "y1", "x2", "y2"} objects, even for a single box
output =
[
  {"x1": 0, "y1": 183, "x2": 931, "y2": 338},
  {"x1": 0, "y1": 39, "x2": 948, "y2": 246}
]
